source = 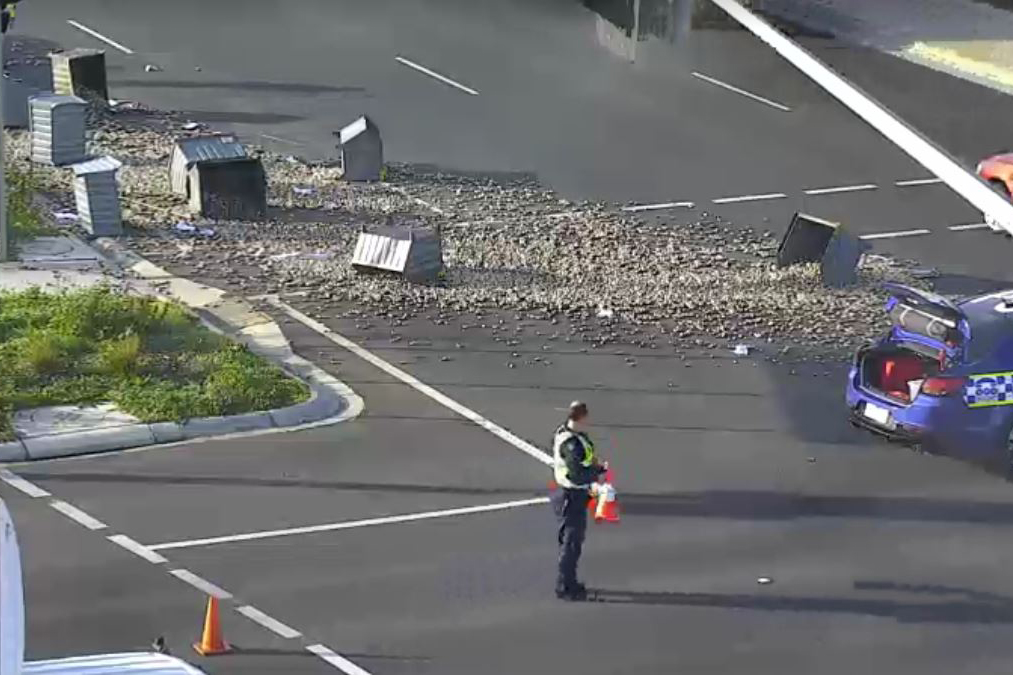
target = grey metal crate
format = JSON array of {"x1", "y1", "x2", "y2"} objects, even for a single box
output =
[
  {"x1": 351, "y1": 225, "x2": 443, "y2": 283},
  {"x1": 72, "y1": 156, "x2": 123, "y2": 236},
  {"x1": 50, "y1": 49, "x2": 109, "y2": 102},
  {"x1": 30, "y1": 94, "x2": 87, "y2": 166}
]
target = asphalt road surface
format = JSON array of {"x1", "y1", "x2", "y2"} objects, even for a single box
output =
[{"x1": 7, "y1": 1, "x2": 1013, "y2": 674}]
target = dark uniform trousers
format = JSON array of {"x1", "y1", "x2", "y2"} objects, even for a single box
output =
[{"x1": 551, "y1": 487, "x2": 588, "y2": 592}]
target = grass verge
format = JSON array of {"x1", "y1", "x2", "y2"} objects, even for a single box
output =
[{"x1": 0, "y1": 286, "x2": 309, "y2": 442}]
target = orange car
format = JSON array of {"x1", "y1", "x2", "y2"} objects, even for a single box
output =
[{"x1": 976, "y1": 153, "x2": 1013, "y2": 231}]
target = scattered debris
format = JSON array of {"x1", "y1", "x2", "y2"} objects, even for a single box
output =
[
  {"x1": 757, "y1": 577, "x2": 773, "y2": 585},
  {"x1": 293, "y1": 186, "x2": 315, "y2": 197},
  {"x1": 733, "y1": 344, "x2": 752, "y2": 356},
  {"x1": 144, "y1": 64, "x2": 162, "y2": 73},
  {"x1": 182, "y1": 121, "x2": 203, "y2": 131},
  {"x1": 52, "y1": 211, "x2": 78, "y2": 222}
]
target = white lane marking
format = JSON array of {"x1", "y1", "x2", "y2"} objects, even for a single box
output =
[
  {"x1": 803, "y1": 183, "x2": 878, "y2": 195},
  {"x1": 712, "y1": 192, "x2": 787, "y2": 204},
  {"x1": 66, "y1": 20, "x2": 135, "y2": 55},
  {"x1": 395, "y1": 56, "x2": 479, "y2": 96},
  {"x1": 236, "y1": 605, "x2": 303, "y2": 639},
  {"x1": 49, "y1": 500, "x2": 106, "y2": 530},
  {"x1": 148, "y1": 497, "x2": 550, "y2": 551},
  {"x1": 260, "y1": 133, "x2": 304, "y2": 146},
  {"x1": 0, "y1": 469, "x2": 50, "y2": 498},
  {"x1": 949, "y1": 222, "x2": 991, "y2": 231},
  {"x1": 859, "y1": 229, "x2": 932, "y2": 240},
  {"x1": 896, "y1": 177, "x2": 944, "y2": 187},
  {"x1": 621, "y1": 201, "x2": 695, "y2": 212},
  {"x1": 268, "y1": 298, "x2": 551, "y2": 467},
  {"x1": 108, "y1": 534, "x2": 168, "y2": 564},
  {"x1": 169, "y1": 569, "x2": 233, "y2": 599},
  {"x1": 709, "y1": 0, "x2": 1013, "y2": 234},
  {"x1": 307, "y1": 644, "x2": 374, "y2": 675},
  {"x1": 386, "y1": 184, "x2": 448, "y2": 216},
  {"x1": 691, "y1": 71, "x2": 792, "y2": 112}
]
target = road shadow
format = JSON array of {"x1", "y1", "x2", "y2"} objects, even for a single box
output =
[
  {"x1": 590, "y1": 580, "x2": 1013, "y2": 623},
  {"x1": 620, "y1": 489, "x2": 1013, "y2": 524},
  {"x1": 182, "y1": 110, "x2": 304, "y2": 125},
  {"x1": 110, "y1": 79, "x2": 366, "y2": 96}
]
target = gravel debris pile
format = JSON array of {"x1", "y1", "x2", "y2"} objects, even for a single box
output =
[{"x1": 9, "y1": 102, "x2": 923, "y2": 357}]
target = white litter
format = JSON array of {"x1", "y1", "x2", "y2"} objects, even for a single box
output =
[
  {"x1": 733, "y1": 344, "x2": 752, "y2": 356},
  {"x1": 596, "y1": 306, "x2": 615, "y2": 320},
  {"x1": 293, "y1": 187, "x2": 315, "y2": 197},
  {"x1": 757, "y1": 577, "x2": 773, "y2": 585},
  {"x1": 174, "y1": 222, "x2": 196, "y2": 234},
  {"x1": 144, "y1": 64, "x2": 162, "y2": 73},
  {"x1": 182, "y1": 122, "x2": 202, "y2": 131},
  {"x1": 269, "y1": 252, "x2": 300, "y2": 261},
  {"x1": 198, "y1": 228, "x2": 215, "y2": 237},
  {"x1": 53, "y1": 211, "x2": 78, "y2": 222}
]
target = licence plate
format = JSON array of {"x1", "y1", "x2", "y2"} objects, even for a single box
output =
[{"x1": 863, "y1": 402, "x2": 892, "y2": 427}]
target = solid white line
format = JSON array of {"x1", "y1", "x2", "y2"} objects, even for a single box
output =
[
  {"x1": 236, "y1": 605, "x2": 302, "y2": 639},
  {"x1": 896, "y1": 178, "x2": 944, "y2": 187},
  {"x1": 148, "y1": 497, "x2": 550, "y2": 551},
  {"x1": 859, "y1": 229, "x2": 932, "y2": 240},
  {"x1": 621, "y1": 201, "x2": 695, "y2": 212},
  {"x1": 0, "y1": 469, "x2": 50, "y2": 498},
  {"x1": 712, "y1": 192, "x2": 787, "y2": 204},
  {"x1": 395, "y1": 56, "x2": 479, "y2": 96},
  {"x1": 169, "y1": 569, "x2": 233, "y2": 599},
  {"x1": 691, "y1": 71, "x2": 792, "y2": 112},
  {"x1": 307, "y1": 644, "x2": 374, "y2": 675},
  {"x1": 803, "y1": 183, "x2": 878, "y2": 195},
  {"x1": 709, "y1": 0, "x2": 1013, "y2": 234},
  {"x1": 66, "y1": 20, "x2": 135, "y2": 55},
  {"x1": 108, "y1": 534, "x2": 168, "y2": 564},
  {"x1": 949, "y1": 222, "x2": 990, "y2": 231},
  {"x1": 268, "y1": 298, "x2": 552, "y2": 467},
  {"x1": 49, "y1": 500, "x2": 106, "y2": 530}
]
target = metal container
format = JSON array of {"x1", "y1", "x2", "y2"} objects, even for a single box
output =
[
  {"x1": 776, "y1": 212, "x2": 869, "y2": 288},
  {"x1": 29, "y1": 94, "x2": 87, "y2": 166},
  {"x1": 188, "y1": 157, "x2": 267, "y2": 221},
  {"x1": 50, "y1": 49, "x2": 109, "y2": 102},
  {"x1": 336, "y1": 115, "x2": 383, "y2": 181},
  {"x1": 351, "y1": 225, "x2": 443, "y2": 283},
  {"x1": 72, "y1": 156, "x2": 123, "y2": 236},
  {"x1": 169, "y1": 134, "x2": 247, "y2": 196}
]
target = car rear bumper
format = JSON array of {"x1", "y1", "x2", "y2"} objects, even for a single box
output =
[{"x1": 848, "y1": 408, "x2": 923, "y2": 445}]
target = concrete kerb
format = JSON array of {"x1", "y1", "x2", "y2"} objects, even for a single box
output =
[{"x1": 0, "y1": 236, "x2": 364, "y2": 463}]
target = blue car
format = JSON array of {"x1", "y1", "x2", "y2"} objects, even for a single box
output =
[{"x1": 846, "y1": 283, "x2": 1013, "y2": 473}]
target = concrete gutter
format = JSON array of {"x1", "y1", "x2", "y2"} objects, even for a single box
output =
[{"x1": 0, "y1": 236, "x2": 364, "y2": 463}]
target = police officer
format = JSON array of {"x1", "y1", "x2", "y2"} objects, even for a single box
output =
[
  {"x1": 551, "y1": 401, "x2": 607, "y2": 601},
  {"x1": 1, "y1": 1, "x2": 18, "y2": 34}
]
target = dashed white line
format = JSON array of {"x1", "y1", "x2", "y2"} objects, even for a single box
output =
[
  {"x1": 691, "y1": 71, "x2": 792, "y2": 112},
  {"x1": 621, "y1": 201, "x2": 695, "y2": 212},
  {"x1": 169, "y1": 569, "x2": 233, "y2": 599},
  {"x1": 896, "y1": 177, "x2": 943, "y2": 187},
  {"x1": 386, "y1": 184, "x2": 447, "y2": 216},
  {"x1": 66, "y1": 20, "x2": 135, "y2": 55},
  {"x1": 108, "y1": 534, "x2": 168, "y2": 564},
  {"x1": 803, "y1": 183, "x2": 878, "y2": 195},
  {"x1": 268, "y1": 298, "x2": 551, "y2": 467},
  {"x1": 395, "y1": 56, "x2": 479, "y2": 96},
  {"x1": 148, "y1": 497, "x2": 550, "y2": 551},
  {"x1": 49, "y1": 500, "x2": 106, "y2": 530},
  {"x1": 236, "y1": 605, "x2": 303, "y2": 639},
  {"x1": 307, "y1": 644, "x2": 374, "y2": 675},
  {"x1": 260, "y1": 133, "x2": 304, "y2": 146},
  {"x1": 712, "y1": 192, "x2": 787, "y2": 204},
  {"x1": 859, "y1": 228, "x2": 932, "y2": 240},
  {"x1": 949, "y1": 222, "x2": 991, "y2": 231},
  {"x1": 0, "y1": 469, "x2": 50, "y2": 498}
]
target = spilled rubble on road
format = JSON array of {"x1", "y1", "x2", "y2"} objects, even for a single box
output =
[{"x1": 6, "y1": 101, "x2": 921, "y2": 360}]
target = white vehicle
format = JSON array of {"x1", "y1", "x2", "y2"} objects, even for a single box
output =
[{"x1": 1, "y1": 498, "x2": 208, "y2": 675}]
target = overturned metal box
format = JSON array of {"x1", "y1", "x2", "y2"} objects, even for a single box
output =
[
  {"x1": 72, "y1": 156, "x2": 123, "y2": 236},
  {"x1": 188, "y1": 157, "x2": 267, "y2": 222},
  {"x1": 169, "y1": 134, "x2": 248, "y2": 197},
  {"x1": 50, "y1": 48, "x2": 109, "y2": 102},
  {"x1": 335, "y1": 115, "x2": 383, "y2": 182},
  {"x1": 351, "y1": 225, "x2": 443, "y2": 283},
  {"x1": 29, "y1": 94, "x2": 87, "y2": 166},
  {"x1": 776, "y1": 212, "x2": 870, "y2": 288}
]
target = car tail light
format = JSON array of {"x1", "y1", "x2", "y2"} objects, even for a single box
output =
[{"x1": 921, "y1": 376, "x2": 965, "y2": 397}]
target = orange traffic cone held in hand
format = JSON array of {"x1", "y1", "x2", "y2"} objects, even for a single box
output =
[
  {"x1": 589, "y1": 468, "x2": 620, "y2": 523},
  {"x1": 193, "y1": 596, "x2": 231, "y2": 656}
]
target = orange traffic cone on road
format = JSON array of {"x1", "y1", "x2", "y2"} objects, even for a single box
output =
[{"x1": 193, "y1": 596, "x2": 231, "y2": 656}]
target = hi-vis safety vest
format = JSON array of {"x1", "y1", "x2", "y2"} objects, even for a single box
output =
[{"x1": 552, "y1": 425, "x2": 595, "y2": 489}]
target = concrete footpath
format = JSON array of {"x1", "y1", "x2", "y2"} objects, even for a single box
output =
[
  {"x1": 0, "y1": 236, "x2": 363, "y2": 462},
  {"x1": 761, "y1": 0, "x2": 1013, "y2": 96}
]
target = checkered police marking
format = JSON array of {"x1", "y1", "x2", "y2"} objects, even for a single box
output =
[{"x1": 966, "y1": 372, "x2": 1013, "y2": 408}]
